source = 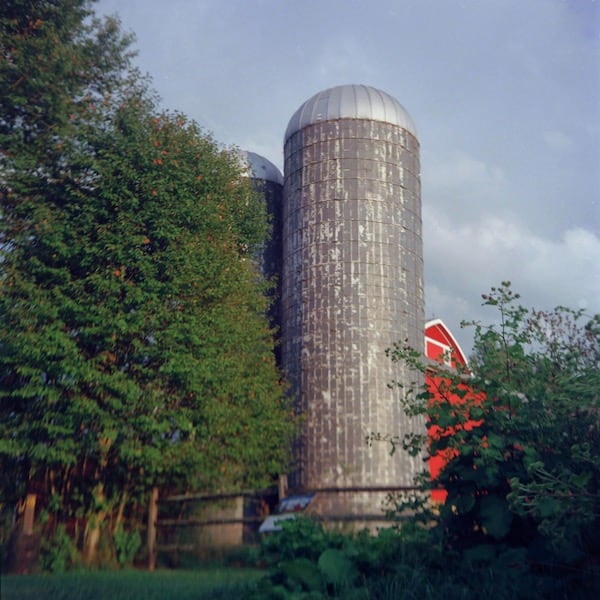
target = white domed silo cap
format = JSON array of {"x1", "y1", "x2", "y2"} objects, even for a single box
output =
[
  {"x1": 239, "y1": 150, "x2": 283, "y2": 185},
  {"x1": 285, "y1": 84, "x2": 417, "y2": 142}
]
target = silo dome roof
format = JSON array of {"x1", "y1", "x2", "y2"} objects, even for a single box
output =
[
  {"x1": 239, "y1": 150, "x2": 283, "y2": 185},
  {"x1": 285, "y1": 84, "x2": 417, "y2": 142}
]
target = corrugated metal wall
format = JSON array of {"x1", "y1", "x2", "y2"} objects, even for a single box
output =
[{"x1": 282, "y1": 117, "x2": 425, "y2": 516}]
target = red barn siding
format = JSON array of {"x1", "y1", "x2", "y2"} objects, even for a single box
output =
[{"x1": 424, "y1": 320, "x2": 481, "y2": 503}]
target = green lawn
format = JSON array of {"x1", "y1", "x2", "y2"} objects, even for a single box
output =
[{"x1": 1, "y1": 568, "x2": 264, "y2": 600}]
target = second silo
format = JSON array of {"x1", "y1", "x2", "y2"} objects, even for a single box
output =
[
  {"x1": 282, "y1": 84, "x2": 425, "y2": 518},
  {"x1": 240, "y1": 151, "x2": 284, "y2": 341}
]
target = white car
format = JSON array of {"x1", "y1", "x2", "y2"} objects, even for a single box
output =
[{"x1": 258, "y1": 493, "x2": 315, "y2": 533}]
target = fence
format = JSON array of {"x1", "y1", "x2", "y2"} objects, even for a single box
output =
[
  {"x1": 147, "y1": 484, "x2": 423, "y2": 569},
  {"x1": 148, "y1": 486, "x2": 278, "y2": 569}
]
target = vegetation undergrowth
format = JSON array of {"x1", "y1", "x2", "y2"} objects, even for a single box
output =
[{"x1": 247, "y1": 515, "x2": 599, "y2": 599}]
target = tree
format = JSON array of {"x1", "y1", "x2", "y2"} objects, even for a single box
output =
[
  {"x1": 0, "y1": 1, "x2": 294, "y2": 566},
  {"x1": 1, "y1": 0, "x2": 140, "y2": 564},
  {"x1": 388, "y1": 283, "x2": 599, "y2": 573}
]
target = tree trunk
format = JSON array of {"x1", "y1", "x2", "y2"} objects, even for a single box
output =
[
  {"x1": 9, "y1": 493, "x2": 41, "y2": 574},
  {"x1": 83, "y1": 484, "x2": 106, "y2": 566},
  {"x1": 113, "y1": 491, "x2": 128, "y2": 535},
  {"x1": 23, "y1": 494, "x2": 36, "y2": 536}
]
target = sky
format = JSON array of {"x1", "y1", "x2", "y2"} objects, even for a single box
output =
[{"x1": 95, "y1": 0, "x2": 600, "y2": 355}]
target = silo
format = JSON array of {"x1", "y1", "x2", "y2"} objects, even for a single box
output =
[
  {"x1": 240, "y1": 151, "x2": 284, "y2": 346},
  {"x1": 282, "y1": 84, "x2": 425, "y2": 519}
]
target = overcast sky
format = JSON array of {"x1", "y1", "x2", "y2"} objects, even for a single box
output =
[{"x1": 95, "y1": 0, "x2": 599, "y2": 355}]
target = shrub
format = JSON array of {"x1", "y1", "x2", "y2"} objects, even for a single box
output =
[
  {"x1": 39, "y1": 524, "x2": 79, "y2": 573},
  {"x1": 386, "y1": 283, "x2": 600, "y2": 594},
  {"x1": 113, "y1": 525, "x2": 142, "y2": 567}
]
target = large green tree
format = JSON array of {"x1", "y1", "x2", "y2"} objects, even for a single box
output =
[{"x1": 1, "y1": 0, "x2": 293, "y2": 565}]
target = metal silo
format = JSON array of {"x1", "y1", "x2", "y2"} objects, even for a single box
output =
[
  {"x1": 240, "y1": 151, "x2": 284, "y2": 345},
  {"x1": 282, "y1": 84, "x2": 425, "y2": 519}
]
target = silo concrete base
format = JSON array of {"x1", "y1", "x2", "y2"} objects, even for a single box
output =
[{"x1": 298, "y1": 489, "x2": 395, "y2": 533}]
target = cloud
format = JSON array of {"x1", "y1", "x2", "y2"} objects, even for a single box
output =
[{"x1": 424, "y1": 210, "x2": 600, "y2": 355}]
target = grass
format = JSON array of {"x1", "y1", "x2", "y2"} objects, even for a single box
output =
[{"x1": 0, "y1": 568, "x2": 264, "y2": 600}]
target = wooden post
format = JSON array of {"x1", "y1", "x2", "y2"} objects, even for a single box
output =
[
  {"x1": 278, "y1": 474, "x2": 288, "y2": 502},
  {"x1": 147, "y1": 486, "x2": 158, "y2": 571}
]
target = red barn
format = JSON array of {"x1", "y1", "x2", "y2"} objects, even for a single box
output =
[{"x1": 424, "y1": 320, "x2": 482, "y2": 503}]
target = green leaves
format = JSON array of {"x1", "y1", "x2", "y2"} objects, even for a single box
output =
[
  {"x1": 479, "y1": 495, "x2": 512, "y2": 539},
  {"x1": 317, "y1": 548, "x2": 358, "y2": 588}
]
